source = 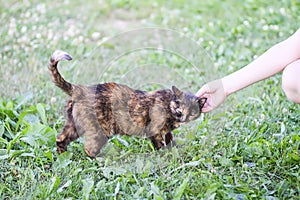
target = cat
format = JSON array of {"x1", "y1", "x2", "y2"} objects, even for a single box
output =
[{"x1": 48, "y1": 50, "x2": 207, "y2": 158}]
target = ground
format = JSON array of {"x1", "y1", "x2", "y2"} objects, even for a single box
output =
[{"x1": 0, "y1": 0, "x2": 299, "y2": 199}]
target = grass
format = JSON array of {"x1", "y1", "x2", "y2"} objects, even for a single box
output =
[{"x1": 1, "y1": 0, "x2": 300, "y2": 199}]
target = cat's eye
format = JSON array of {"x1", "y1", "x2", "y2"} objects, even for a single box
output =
[
  {"x1": 176, "y1": 111, "x2": 182, "y2": 118},
  {"x1": 174, "y1": 100, "x2": 180, "y2": 105}
]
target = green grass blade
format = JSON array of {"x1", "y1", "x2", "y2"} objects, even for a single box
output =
[
  {"x1": 173, "y1": 177, "x2": 189, "y2": 200},
  {"x1": 82, "y1": 178, "x2": 94, "y2": 200},
  {"x1": 36, "y1": 103, "x2": 47, "y2": 125}
]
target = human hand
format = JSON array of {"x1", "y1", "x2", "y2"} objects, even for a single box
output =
[{"x1": 195, "y1": 79, "x2": 227, "y2": 113}]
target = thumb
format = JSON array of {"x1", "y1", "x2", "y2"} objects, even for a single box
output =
[{"x1": 201, "y1": 107, "x2": 212, "y2": 113}]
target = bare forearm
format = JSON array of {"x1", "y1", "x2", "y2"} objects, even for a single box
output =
[{"x1": 222, "y1": 28, "x2": 300, "y2": 96}]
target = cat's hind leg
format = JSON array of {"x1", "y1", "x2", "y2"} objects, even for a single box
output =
[
  {"x1": 84, "y1": 128, "x2": 108, "y2": 158},
  {"x1": 56, "y1": 100, "x2": 80, "y2": 154},
  {"x1": 72, "y1": 104, "x2": 108, "y2": 158}
]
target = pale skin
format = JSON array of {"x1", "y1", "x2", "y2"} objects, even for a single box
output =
[{"x1": 196, "y1": 28, "x2": 300, "y2": 112}]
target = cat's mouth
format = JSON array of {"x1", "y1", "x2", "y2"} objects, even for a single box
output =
[{"x1": 175, "y1": 118, "x2": 182, "y2": 123}]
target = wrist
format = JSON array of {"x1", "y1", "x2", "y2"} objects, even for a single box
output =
[{"x1": 220, "y1": 77, "x2": 232, "y2": 97}]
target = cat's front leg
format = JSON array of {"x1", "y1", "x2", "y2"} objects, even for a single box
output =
[
  {"x1": 148, "y1": 133, "x2": 166, "y2": 150},
  {"x1": 165, "y1": 132, "x2": 176, "y2": 148},
  {"x1": 149, "y1": 132, "x2": 176, "y2": 150}
]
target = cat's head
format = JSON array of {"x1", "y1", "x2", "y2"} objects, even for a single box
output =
[{"x1": 170, "y1": 86, "x2": 207, "y2": 123}]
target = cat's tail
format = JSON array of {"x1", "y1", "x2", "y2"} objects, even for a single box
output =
[{"x1": 48, "y1": 50, "x2": 74, "y2": 96}]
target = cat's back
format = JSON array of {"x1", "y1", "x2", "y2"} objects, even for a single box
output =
[{"x1": 92, "y1": 83, "x2": 175, "y2": 136}]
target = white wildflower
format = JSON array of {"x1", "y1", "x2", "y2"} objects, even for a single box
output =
[
  {"x1": 91, "y1": 32, "x2": 101, "y2": 40},
  {"x1": 282, "y1": 108, "x2": 288, "y2": 114},
  {"x1": 21, "y1": 26, "x2": 27, "y2": 33},
  {"x1": 243, "y1": 20, "x2": 250, "y2": 27},
  {"x1": 262, "y1": 25, "x2": 269, "y2": 31}
]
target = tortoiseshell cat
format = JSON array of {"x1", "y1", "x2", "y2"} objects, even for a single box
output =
[{"x1": 49, "y1": 50, "x2": 206, "y2": 157}]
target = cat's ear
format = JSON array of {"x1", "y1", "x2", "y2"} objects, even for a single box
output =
[
  {"x1": 197, "y1": 97, "x2": 207, "y2": 108},
  {"x1": 172, "y1": 86, "x2": 183, "y2": 97}
]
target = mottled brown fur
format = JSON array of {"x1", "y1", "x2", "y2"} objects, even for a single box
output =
[{"x1": 49, "y1": 50, "x2": 206, "y2": 157}]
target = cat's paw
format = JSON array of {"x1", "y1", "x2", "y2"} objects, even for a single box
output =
[{"x1": 50, "y1": 50, "x2": 73, "y2": 64}]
